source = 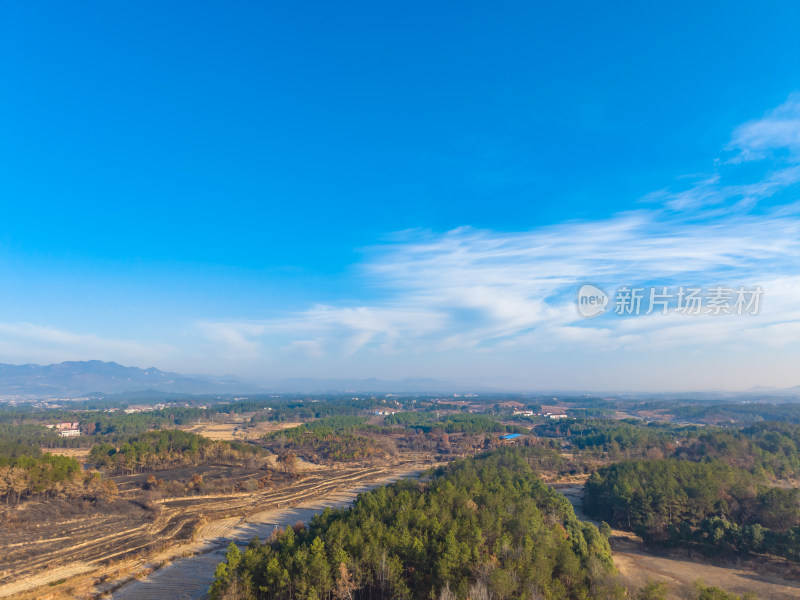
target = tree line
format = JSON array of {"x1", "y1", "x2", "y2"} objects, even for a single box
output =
[
  {"x1": 584, "y1": 458, "x2": 800, "y2": 561},
  {"x1": 675, "y1": 421, "x2": 800, "y2": 479},
  {"x1": 89, "y1": 429, "x2": 265, "y2": 474},
  {"x1": 0, "y1": 441, "x2": 116, "y2": 505},
  {"x1": 383, "y1": 412, "x2": 525, "y2": 435},
  {"x1": 534, "y1": 417, "x2": 800, "y2": 482},
  {"x1": 0, "y1": 407, "x2": 213, "y2": 449}
]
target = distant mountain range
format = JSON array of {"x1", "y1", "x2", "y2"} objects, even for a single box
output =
[
  {"x1": 1, "y1": 360, "x2": 798, "y2": 399},
  {"x1": 0, "y1": 361, "x2": 455, "y2": 398},
  {"x1": 0, "y1": 361, "x2": 258, "y2": 397}
]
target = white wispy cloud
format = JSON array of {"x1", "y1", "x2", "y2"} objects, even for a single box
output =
[
  {"x1": 644, "y1": 95, "x2": 800, "y2": 211},
  {"x1": 199, "y1": 94, "x2": 800, "y2": 368},
  {"x1": 657, "y1": 165, "x2": 800, "y2": 211},
  {"x1": 728, "y1": 93, "x2": 800, "y2": 162}
]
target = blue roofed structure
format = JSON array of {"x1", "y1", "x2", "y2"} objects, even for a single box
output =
[{"x1": 499, "y1": 433, "x2": 521, "y2": 440}]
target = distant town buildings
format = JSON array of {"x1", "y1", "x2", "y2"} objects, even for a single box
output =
[
  {"x1": 512, "y1": 409, "x2": 569, "y2": 419},
  {"x1": 121, "y1": 401, "x2": 193, "y2": 414},
  {"x1": 47, "y1": 422, "x2": 81, "y2": 437}
]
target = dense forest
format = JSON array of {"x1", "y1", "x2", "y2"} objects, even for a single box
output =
[
  {"x1": 532, "y1": 416, "x2": 800, "y2": 483},
  {"x1": 384, "y1": 413, "x2": 525, "y2": 435},
  {"x1": 544, "y1": 419, "x2": 683, "y2": 458},
  {"x1": 584, "y1": 458, "x2": 800, "y2": 561},
  {"x1": 676, "y1": 421, "x2": 800, "y2": 479},
  {"x1": 209, "y1": 447, "x2": 622, "y2": 600}
]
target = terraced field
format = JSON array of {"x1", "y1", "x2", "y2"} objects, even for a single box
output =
[
  {"x1": 109, "y1": 469, "x2": 421, "y2": 600},
  {"x1": 0, "y1": 461, "x2": 430, "y2": 600}
]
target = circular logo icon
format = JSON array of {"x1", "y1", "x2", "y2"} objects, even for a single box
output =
[{"x1": 577, "y1": 284, "x2": 609, "y2": 318}]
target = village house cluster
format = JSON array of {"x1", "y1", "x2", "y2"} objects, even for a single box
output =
[
  {"x1": 46, "y1": 421, "x2": 81, "y2": 437},
  {"x1": 512, "y1": 409, "x2": 569, "y2": 419}
]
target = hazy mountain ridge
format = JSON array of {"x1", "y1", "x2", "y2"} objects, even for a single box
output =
[
  {"x1": 0, "y1": 361, "x2": 456, "y2": 397},
  {"x1": 0, "y1": 360, "x2": 256, "y2": 397},
  {"x1": 1, "y1": 361, "x2": 797, "y2": 399}
]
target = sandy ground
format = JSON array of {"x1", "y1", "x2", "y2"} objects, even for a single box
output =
[
  {"x1": 614, "y1": 546, "x2": 800, "y2": 600},
  {"x1": 183, "y1": 420, "x2": 303, "y2": 441}
]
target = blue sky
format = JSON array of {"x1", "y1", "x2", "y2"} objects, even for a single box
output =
[{"x1": 1, "y1": 1, "x2": 800, "y2": 390}]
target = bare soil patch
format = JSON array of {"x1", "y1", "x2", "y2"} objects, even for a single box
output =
[
  {"x1": 614, "y1": 543, "x2": 800, "y2": 600},
  {"x1": 184, "y1": 419, "x2": 303, "y2": 441},
  {"x1": 183, "y1": 421, "x2": 247, "y2": 441}
]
